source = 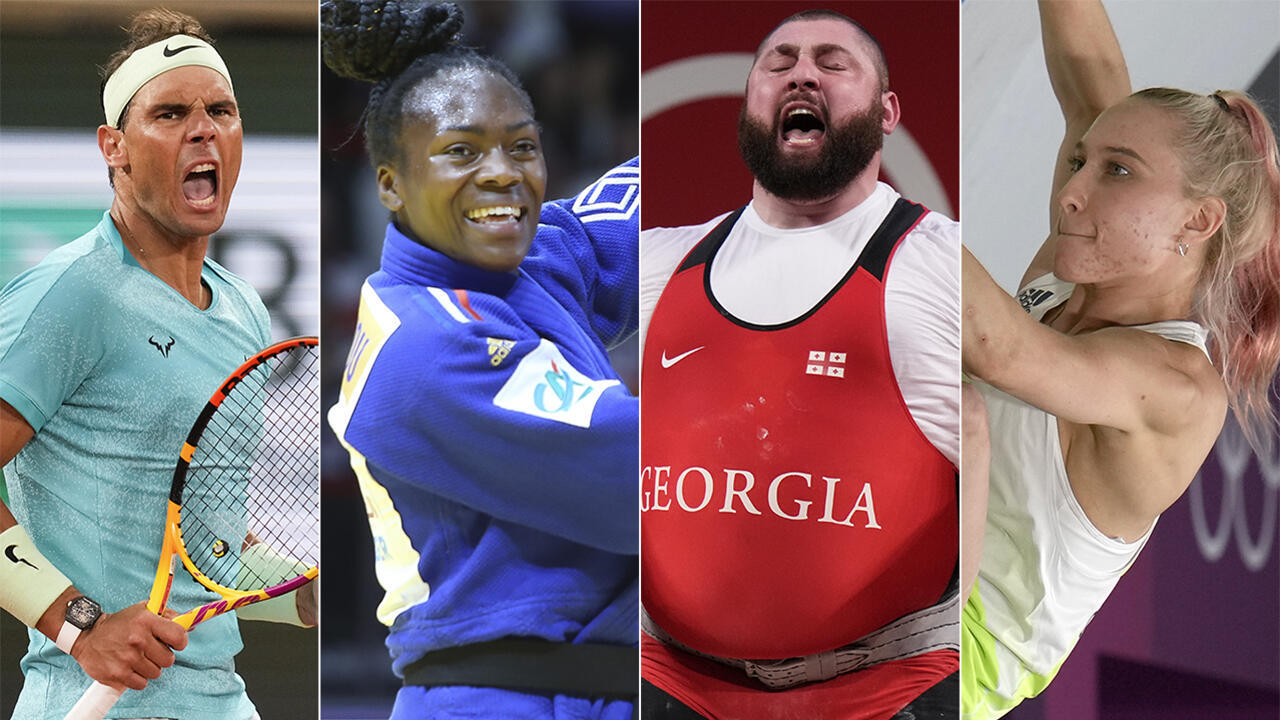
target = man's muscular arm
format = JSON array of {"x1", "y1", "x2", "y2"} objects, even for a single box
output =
[
  {"x1": 0, "y1": 397, "x2": 34, "y2": 469},
  {"x1": 1, "y1": 399, "x2": 187, "y2": 690}
]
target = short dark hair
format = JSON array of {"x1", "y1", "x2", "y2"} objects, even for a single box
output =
[
  {"x1": 754, "y1": 9, "x2": 889, "y2": 90},
  {"x1": 100, "y1": 9, "x2": 216, "y2": 186},
  {"x1": 321, "y1": 0, "x2": 534, "y2": 170},
  {"x1": 100, "y1": 9, "x2": 216, "y2": 131}
]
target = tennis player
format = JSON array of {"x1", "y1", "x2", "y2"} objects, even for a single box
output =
[
  {"x1": 323, "y1": 1, "x2": 638, "y2": 718},
  {"x1": 961, "y1": 1, "x2": 1280, "y2": 717},
  {"x1": 0, "y1": 9, "x2": 314, "y2": 720}
]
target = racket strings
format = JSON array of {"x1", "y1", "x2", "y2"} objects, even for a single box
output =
[{"x1": 179, "y1": 342, "x2": 320, "y2": 592}]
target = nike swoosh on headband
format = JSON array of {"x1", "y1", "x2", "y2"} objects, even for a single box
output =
[{"x1": 162, "y1": 44, "x2": 201, "y2": 57}]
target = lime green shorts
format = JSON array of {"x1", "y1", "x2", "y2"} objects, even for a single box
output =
[{"x1": 961, "y1": 586, "x2": 1061, "y2": 720}]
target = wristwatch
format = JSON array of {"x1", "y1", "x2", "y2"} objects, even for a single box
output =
[{"x1": 56, "y1": 595, "x2": 102, "y2": 654}]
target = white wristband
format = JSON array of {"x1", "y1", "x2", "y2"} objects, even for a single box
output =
[
  {"x1": 0, "y1": 524, "x2": 72, "y2": 627},
  {"x1": 234, "y1": 542, "x2": 314, "y2": 627},
  {"x1": 235, "y1": 587, "x2": 306, "y2": 626},
  {"x1": 55, "y1": 620, "x2": 81, "y2": 654}
]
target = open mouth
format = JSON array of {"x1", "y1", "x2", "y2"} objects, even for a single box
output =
[
  {"x1": 781, "y1": 107, "x2": 826, "y2": 145},
  {"x1": 464, "y1": 205, "x2": 525, "y2": 226},
  {"x1": 182, "y1": 163, "x2": 218, "y2": 207}
]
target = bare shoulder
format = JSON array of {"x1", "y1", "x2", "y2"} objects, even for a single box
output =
[
  {"x1": 1071, "y1": 325, "x2": 1221, "y2": 433},
  {"x1": 1147, "y1": 333, "x2": 1227, "y2": 438},
  {"x1": 1066, "y1": 332, "x2": 1227, "y2": 540}
]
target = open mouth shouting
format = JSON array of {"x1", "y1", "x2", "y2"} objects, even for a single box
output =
[
  {"x1": 780, "y1": 102, "x2": 827, "y2": 147},
  {"x1": 182, "y1": 162, "x2": 219, "y2": 209}
]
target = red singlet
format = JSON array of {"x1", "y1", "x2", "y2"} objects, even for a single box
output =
[{"x1": 641, "y1": 200, "x2": 957, "y2": 662}]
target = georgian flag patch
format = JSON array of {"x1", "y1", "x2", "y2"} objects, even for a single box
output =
[{"x1": 493, "y1": 339, "x2": 619, "y2": 428}]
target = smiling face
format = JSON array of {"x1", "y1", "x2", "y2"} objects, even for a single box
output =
[
  {"x1": 109, "y1": 65, "x2": 242, "y2": 240},
  {"x1": 738, "y1": 17, "x2": 896, "y2": 201},
  {"x1": 1053, "y1": 99, "x2": 1201, "y2": 284},
  {"x1": 378, "y1": 69, "x2": 547, "y2": 273}
]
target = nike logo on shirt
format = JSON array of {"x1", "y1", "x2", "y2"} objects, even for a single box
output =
[{"x1": 661, "y1": 346, "x2": 705, "y2": 368}]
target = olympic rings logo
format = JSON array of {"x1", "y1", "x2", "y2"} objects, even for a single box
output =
[{"x1": 1188, "y1": 415, "x2": 1280, "y2": 571}]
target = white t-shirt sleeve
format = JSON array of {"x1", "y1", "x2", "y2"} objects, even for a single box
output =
[
  {"x1": 884, "y1": 213, "x2": 960, "y2": 467},
  {"x1": 638, "y1": 215, "x2": 728, "y2": 356}
]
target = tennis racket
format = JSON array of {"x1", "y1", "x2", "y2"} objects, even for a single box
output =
[{"x1": 65, "y1": 336, "x2": 320, "y2": 720}]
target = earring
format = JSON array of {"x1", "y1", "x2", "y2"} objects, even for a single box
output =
[{"x1": 1177, "y1": 242, "x2": 1188, "y2": 257}]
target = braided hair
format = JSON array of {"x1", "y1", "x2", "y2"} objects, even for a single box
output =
[{"x1": 321, "y1": 0, "x2": 534, "y2": 169}]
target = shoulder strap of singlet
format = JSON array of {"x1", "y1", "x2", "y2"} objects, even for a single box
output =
[
  {"x1": 664, "y1": 199, "x2": 928, "y2": 331},
  {"x1": 675, "y1": 199, "x2": 927, "y2": 282},
  {"x1": 858, "y1": 198, "x2": 927, "y2": 282},
  {"x1": 676, "y1": 207, "x2": 746, "y2": 273}
]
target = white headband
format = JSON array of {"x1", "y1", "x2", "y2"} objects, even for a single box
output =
[{"x1": 102, "y1": 34, "x2": 234, "y2": 128}]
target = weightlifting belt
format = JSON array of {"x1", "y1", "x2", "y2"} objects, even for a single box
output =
[{"x1": 642, "y1": 589, "x2": 959, "y2": 690}]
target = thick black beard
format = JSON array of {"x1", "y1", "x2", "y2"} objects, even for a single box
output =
[{"x1": 737, "y1": 101, "x2": 884, "y2": 202}]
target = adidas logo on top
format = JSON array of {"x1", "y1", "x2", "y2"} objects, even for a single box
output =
[{"x1": 1018, "y1": 288, "x2": 1054, "y2": 312}]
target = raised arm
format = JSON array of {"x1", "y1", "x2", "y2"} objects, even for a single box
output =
[
  {"x1": 963, "y1": 244, "x2": 1228, "y2": 535},
  {"x1": 1023, "y1": 0, "x2": 1132, "y2": 288},
  {"x1": 966, "y1": 247, "x2": 1193, "y2": 425},
  {"x1": 541, "y1": 157, "x2": 640, "y2": 349}
]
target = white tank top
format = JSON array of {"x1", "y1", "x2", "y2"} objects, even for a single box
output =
[{"x1": 974, "y1": 273, "x2": 1210, "y2": 693}]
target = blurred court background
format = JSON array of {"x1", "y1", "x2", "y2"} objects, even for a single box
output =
[
  {"x1": 963, "y1": 1, "x2": 1280, "y2": 718},
  {"x1": 319, "y1": 2, "x2": 637, "y2": 717},
  {"x1": 0, "y1": 1, "x2": 319, "y2": 717}
]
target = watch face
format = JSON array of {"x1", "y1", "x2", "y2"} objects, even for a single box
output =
[{"x1": 66, "y1": 596, "x2": 102, "y2": 630}]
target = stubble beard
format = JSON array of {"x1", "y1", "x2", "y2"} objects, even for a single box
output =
[{"x1": 737, "y1": 100, "x2": 884, "y2": 202}]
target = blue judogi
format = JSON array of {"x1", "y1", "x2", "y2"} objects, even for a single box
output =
[{"x1": 330, "y1": 159, "x2": 639, "y2": 719}]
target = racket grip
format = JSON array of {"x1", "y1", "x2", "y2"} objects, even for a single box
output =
[{"x1": 63, "y1": 681, "x2": 123, "y2": 720}]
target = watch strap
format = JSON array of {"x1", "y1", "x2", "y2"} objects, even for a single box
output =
[{"x1": 55, "y1": 620, "x2": 82, "y2": 654}]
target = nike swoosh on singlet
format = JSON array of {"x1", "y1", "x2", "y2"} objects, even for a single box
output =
[
  {"x1": 162, "y1": 44, "x2": 200, "y2": 57},
  {"x1": 660, "y1": 346, "x2": 705, "y2": 368}
]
